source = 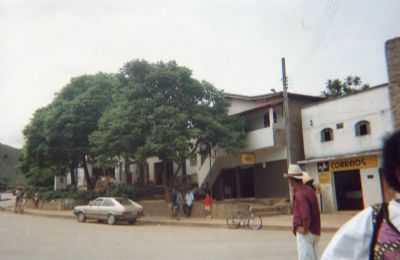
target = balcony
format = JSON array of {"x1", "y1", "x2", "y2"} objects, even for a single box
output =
[{"x1": 245, "y1": 127, "x2": 286, "y2": 151}]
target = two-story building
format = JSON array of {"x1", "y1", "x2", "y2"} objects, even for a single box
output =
[
  {"x1": 298, "y1": 84, "x2": 394, "y2": 212},
  {"x1": 196, "y1": 92, "x2": 322, "y2": 200}
]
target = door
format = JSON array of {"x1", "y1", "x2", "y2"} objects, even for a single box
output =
[
  {"x1": 97, "y1": 198, "x2": 115, "y2": 220},
  {"x1": 239, "y1": 167, "x2": 255, "y2": 198},
  {"x1": 86, "y1": 198, "x2": 104, "y2": 218},
  {"x1": 361, "y1": 169, "x2": 383, "y2": 207},
  {"x1": 334, "y1": 170, "x2": 364, "y2": 210}
]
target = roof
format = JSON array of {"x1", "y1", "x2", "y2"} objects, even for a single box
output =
[
  {"x1": 297, "y1": 149, "x2": 381, "y2": 164},
  {"x1": 227, "y1": 91, "x2": 324, "y2": 116},
  {"x1": 224, "y1": 91, "x2": 323, "y2": 102},
  {"x1": 302, "y1": 83, "x2": 389, "y2": 109}
]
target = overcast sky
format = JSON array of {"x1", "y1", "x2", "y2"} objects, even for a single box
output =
[{"x1": 1, "y1": 0, "x2": 399, "y2": 148}]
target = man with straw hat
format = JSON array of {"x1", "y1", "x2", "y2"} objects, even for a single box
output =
[{"x1": 285, "y1": 164, "x2": 321, "y2": 260}]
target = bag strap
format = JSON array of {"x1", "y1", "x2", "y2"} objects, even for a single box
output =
[{"x1": 369, "y1": 203, "x2": 387, "y2": 260}]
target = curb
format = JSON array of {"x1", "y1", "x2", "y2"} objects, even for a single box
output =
[{"x1": 0, "y1": 209, "x2": 339, "y2": 233}]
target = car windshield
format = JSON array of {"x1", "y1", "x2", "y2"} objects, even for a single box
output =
[{"x1": 115, "y1": 198, "x2": 132, "y2": 206}]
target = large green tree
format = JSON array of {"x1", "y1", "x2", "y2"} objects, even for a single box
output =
[
  {"x1": 20, "y1": 73, "x2": 119, "y2": 190},
  {"x1": 91, "y1": 60, "x2": 246, "y2": 187},
  {"x1": 322, "y1": 76, "x2": 370, "y2": 97}
]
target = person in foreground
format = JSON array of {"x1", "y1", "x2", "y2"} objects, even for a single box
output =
[
  {"x1": 322, "y1": 130, "x2": 400, "y2": 260},
  {"x1": 285, "y1": 164, "x2": 321, "y2": 260}
]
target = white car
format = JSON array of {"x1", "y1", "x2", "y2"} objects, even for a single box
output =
[{"x1": 73, "y1": 197, "x2": 143, "y2": 225}]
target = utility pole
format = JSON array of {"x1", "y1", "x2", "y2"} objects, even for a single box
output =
[{"x1": 282, "y1": 57, "x2": 292, "y2": 165}]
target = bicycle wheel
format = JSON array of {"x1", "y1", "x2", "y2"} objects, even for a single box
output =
[
  {"x1": 248, "y1": 215, "x2": 263, "y2": 230},
  {"x1": 226, "y1": 215, "x2": 240, "y2": 229}
]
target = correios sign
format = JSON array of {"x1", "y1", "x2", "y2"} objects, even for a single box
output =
[{"x1": 318, "y1": 155, "x2": 378, "y2": 173}]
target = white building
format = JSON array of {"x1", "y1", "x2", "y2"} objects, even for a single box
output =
[
  {"x1": 198, "y1": 92, "x2": 322, "y2": 200},
  {"x1": 298, "y1": 84, "x2": 394, "y2": 212}
]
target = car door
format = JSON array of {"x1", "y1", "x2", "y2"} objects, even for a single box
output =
[
  {"x1": 86, "y1": 198, "x2": 104, "y2": 219},
  {"x1": 97, "y1": 198, "x2": 115, "y2": 220}
]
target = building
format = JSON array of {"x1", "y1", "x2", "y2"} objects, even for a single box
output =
[
  {"x1": 197, "y1": 92, "x2": 322, "y2": 200},
  {"x1": 298, "y1": 84, "x2": 394, "y2": 212}
]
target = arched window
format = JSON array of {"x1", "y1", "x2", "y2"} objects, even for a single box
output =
[
  {"x1": 321, "y1": 128, "x2": 333, "y2": 142},
  {"x1": 355, "y1": 121, "x2": 370, "y2": 136}
]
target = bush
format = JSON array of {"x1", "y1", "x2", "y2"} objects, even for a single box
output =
[{"x1": 107, "y1": 184, "x2": 137, "y2": 199}]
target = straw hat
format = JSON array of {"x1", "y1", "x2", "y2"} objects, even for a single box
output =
[
  {"x1": 302, "y1": 171, "x2": 314, "y2": 184},
  {"x1": 284, "y1": 164, "x2": 303, "y2": 180}
]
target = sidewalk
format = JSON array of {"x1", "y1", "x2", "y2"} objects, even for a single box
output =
[{"x1": 0, "y1": 207, "x2": 356, "y2": 233}]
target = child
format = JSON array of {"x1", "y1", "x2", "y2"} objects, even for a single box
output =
[{"x1": 204, "y1": 192, "x2": 213, "y2": 218}]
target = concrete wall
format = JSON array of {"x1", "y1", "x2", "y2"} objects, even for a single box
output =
[
  {"x1": 302, "y1": 86, "x2": 393, "y2": 159},
  {"x1": 226, "y1": 98, "x2": 258, "y2": 115},
  {"x1": 386, "y1": 37, "x2": 400, "y2": 129}
]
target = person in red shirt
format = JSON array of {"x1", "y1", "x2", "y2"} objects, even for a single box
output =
[
  {"x1": 204, "y1": 192, "x2": 213, "y2": 218},
  {"x1": 285, "y1": 164, "x2": 321, "y2": 260}
]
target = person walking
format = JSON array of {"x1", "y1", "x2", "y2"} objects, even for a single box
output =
[
  {"x1": 285, "y1": 164, "x2": 321, "y2": 260},
  {"x1": 322, "y1": 131, "x2": 400, "y2": 259},
  {"x1": 170, "y1": 188, "x2": 179, "y2": 219},
  {"x1": 184, "y1": 189, "x2": 195, "y2": 217}
]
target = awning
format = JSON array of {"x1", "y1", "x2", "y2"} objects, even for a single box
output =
[{"x1": 297, "y1": 149, "x2": 382, "y2": 164}]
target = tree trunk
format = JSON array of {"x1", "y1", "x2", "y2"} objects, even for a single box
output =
[
  {"x1": 82, "y1": 154, "x2": 93, "y2": 190},
  {"x1": 69, "y1": 164, "x2": 76, "y2": 187},
  {"x1": 181, "y1": 158, "x2": 187, "y2": 184},
  {"x1": 124, "y1": 155, "x2": 130, "y2": 184}
]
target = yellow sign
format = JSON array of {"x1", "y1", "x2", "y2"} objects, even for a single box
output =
[
  {"x1": 329, "y1": 155, "x2": 378, "y2": 171},
  {"x1": 240, "y1": 153, "x2": 256, "y2": 165},
  {"x1": 319, "y1": 172, "x2": 331, "y2": 184}
]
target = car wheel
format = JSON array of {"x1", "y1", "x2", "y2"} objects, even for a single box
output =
[
  {"x1": 107, "y1": 214, "x2": 116, "y2": 225},
  {"x1": 128, "y1": 218, "x2": 136, "y2": 225},
  {"x1": 77, "y1": 212, "x2": 86, "y2": 223}
]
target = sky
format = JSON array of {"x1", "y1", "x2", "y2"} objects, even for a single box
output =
[{"x1": 1, "y1": 0, "x2": 399, "y2": 148}]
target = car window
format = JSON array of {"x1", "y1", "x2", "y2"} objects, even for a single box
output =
[
  {"x1": 103, "y1": 199, "x2": 115, "y2": 207},
  {"x1": 115, "y1": 198, "x2": 132, "y2": 206},
  {"x1": 94, "y1": 199, "x2": 104, "y2": 206}
]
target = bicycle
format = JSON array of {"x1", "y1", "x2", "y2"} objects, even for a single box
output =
[{"x1": 226, "y1": 206, "x2": 263, "y2": 230}]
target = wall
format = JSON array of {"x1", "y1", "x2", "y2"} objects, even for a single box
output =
[
  {"x1": 226, "y1": 98, "x2": 258, "y2": 115},
  {"x1": 288, "y1": 97, "x2": 315, "y2": 163},
  {"x1": 386, "y1": 37, "x2": 400, "y2": 129},
  {"x1": 302, "y1": 86, "x2": 393, "y2": 159}
]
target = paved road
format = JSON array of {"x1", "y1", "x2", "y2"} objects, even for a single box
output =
[{"x1": 0, "y1": 212, "x2": 333, "y2": 260}]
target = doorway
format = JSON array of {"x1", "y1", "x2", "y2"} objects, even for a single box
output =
[
  {"x1": 239, "y1": 167, "x2": 255, "y2": 198},
  {"x1": 334, "y1": 170, "x2": 364, "y2": 210}
]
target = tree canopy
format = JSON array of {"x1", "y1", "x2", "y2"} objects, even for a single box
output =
[
  {"x1": 21, "y1": 60, "x2": 246, "y2": 189},
  {"x1": 322, "y1": 76, "x2": 370, "y2": 97}
]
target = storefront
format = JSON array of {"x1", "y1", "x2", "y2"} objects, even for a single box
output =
[
  {"x1": 212, "y1": 152, "x2": 289, "y2": 200},
  {"x1": 300, "y1": 153, "x2": 383, "y2": 212}
]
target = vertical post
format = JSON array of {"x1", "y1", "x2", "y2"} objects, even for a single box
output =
[{"x1": 282, "y1": 57, "x2": 292, "y2": 165}]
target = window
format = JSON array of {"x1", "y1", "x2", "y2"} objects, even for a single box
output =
[
  {"x1": 264, "y1": 113, "x2": 270, "y2": 128},
  {"x1": 94, "y1": 199, "x2": 104, "y2": 206},
  {"x1": 115, "y1": 198, "x2": 133, "y2": 206},
  {"x1": 321, "y1": 128, "x2": 333, "y2": 142},
  {"x1": 355, "y1": 121, "x2": 370, "y2": 136},
  {"x1": 103, "y1": 199, "x2": 115, "y2": 207},
  {"x1": 336, "y1": 123, "x2": 344, "y2": 129},
  {"x1": 273, "y1": 111, "x2": 278, "y2": 123}
]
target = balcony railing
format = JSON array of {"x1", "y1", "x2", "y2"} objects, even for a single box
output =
[{"x1": 245, "y1": 127, "x2": 286, "y2": 150}]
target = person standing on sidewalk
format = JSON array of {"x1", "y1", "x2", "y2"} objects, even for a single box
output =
[
  {"x1": 184, "y1": 189, "x2": 194, "y2": 217},
  {"x1": 285, "y1": 164, "x2": 321, "y2": 260},
  {"x1": 322, "y1": 131, "x2": 400, "y2": 259},
  {"x1": 204, "y1": 192, "x2": 213, "y2": 218},
  {"x1": 176, "y1": 190, "x2": 185, "y2": 219}
]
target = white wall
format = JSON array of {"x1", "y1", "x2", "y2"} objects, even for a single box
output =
[
  {"x1": 226, "y1": 98, "x2": 258, "y2": 115},
  {"x1": 302, "y1": 86, "x2": 394, "y2": 159}
]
